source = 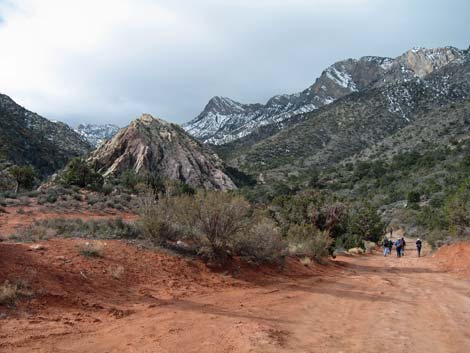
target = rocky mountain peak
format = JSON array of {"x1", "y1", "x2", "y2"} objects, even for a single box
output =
[
  {"x1": 397, "y1": 46, "x2": 463, "y2": 77},
  {"x1": 202, "y1": 96, "x2": 253, "y2": 116},
  {"x1": 89, "y1": 114, "x2": 236, "y2": 190}
]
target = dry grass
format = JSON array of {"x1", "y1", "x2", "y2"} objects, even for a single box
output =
[
  {"x1": 109, "y1": 265, "x2": 125, "y2": 279},
  {"x1": 0, "y1": 281, "x2": 19, "y2": 304},
  {"x1": 78, "y1": 241, "x2": 105, "y2": 258}
]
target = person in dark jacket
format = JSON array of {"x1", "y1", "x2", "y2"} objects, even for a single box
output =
[
  {"x1": 395, "y1": 238, "x2": 402, "y2": 257},
  {"x1": 388, "y1": 239, "x2": 393, "y2": 255},
  {"x1": 383, "y1": 237, "x2": 389, "y2": 256},
  {"x1": 401, "y1": 237, "x2": 406, "y2": 256},
  {"x1": 416, "y1": 238, "x2": 422, "y2": 257}
]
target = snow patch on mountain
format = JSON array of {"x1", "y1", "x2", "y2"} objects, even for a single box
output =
[
  {"x1": 184, "y1": 46, "x2": 465, "y2": 145},
  {"x1": 75, "y1": 123, "x2": 120, "y2": 147},
  {"x1": 325, "y1": 66, "x2": 358, "y2": 91}
]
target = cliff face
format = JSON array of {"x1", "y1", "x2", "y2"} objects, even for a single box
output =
[{"x1": 89, "y1": 114, "x2": 236, "y2": 191}]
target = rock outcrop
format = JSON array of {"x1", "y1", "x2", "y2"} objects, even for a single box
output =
[{"x1": 89, "y1": 114, "x2": 236, "y2": 190}]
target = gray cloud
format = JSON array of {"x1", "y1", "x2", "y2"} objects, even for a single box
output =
[{"x1": 0, "y1": 0, "x2": 468, "y2": 127}]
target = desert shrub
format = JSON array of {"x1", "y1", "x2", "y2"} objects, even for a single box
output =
[
  {"x1": 27, "y1": 190, "x2": 40, "y2": 198},
  {"x1": 445, "y1": 178, "x2": 470, "y2": 237},
  {"x1": 9, "y1": 165, "x2": 36, "y2": 191},
  {"x1": 407, "y1": 190, "x2": 421, "y2": 206},
  {"x1": 4, "y1": 191, "x2": 17, "y2": 199},
  {"x1": 416, "y1": 206, "x2": 447, "y2": 231},
  {"x1": 106, "y1": 200, "x2": 116, "y2": 208},
  {"x1": 140, "y1": 191, "x2": 252, "y2": 262},
  {"x1": 287, "y1": 224, "x2": 333, "y2": 260},
  {"x1": 0, "y1": 281, "x2": 19, "y2": 304},
  {"x1": 61, "y1": 158, "x2": 103, "y2": 191},
  {"x1": 10, "y1": 224, "x2": 50, "y2": 242},
  {"x1": 78, "y1": 241, "x2": 104, "y2": 258},
  {"x1": 87, "y1": 194, "x2": 101, "y2": 205},
  {"x1": 224, "y1": 166, "x2": 257, "y2": 188},
  {"x1": 72, "y1": 193, "x2": 82, "y2": 201},
  {"x1": 15, "y1": 217, "x2": 140, "y2": 240},
  {"x1": 102, "y1": 183, "x2": 114, "y2": 195},
  {"x1": 119, "y1": 170, "x2": 140, "y2": 191},
  {"x1": 234, "y1": 218, "x2": 285, "y2": 263},
  {"x1": 109, "y1": 265, "x2": 125, "y2": 279},
  {"x1": 424, "y1": 228, "x2": 454, "y2": 249},
  {"x1": 139, "y1": 190, "x2": 182, "y2": 245},
  {"x1": 17, "y1": 196, "x2": 30, "y2": 206},
  {"x1": 38, "y1": 190, "x2": 58, "y2": 204},
  {"x1": 346, "y1": 204, "x2": 385, "y2": 243},
  {"x1": 334, "y1": 233, "x2": 363, "y2": 250}
]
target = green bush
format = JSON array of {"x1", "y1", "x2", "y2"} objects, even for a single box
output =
[
  {"x1": 287, "y1": 223, "x2": 332, "y2": 260},
  {"x1": 346, "y1": 204, "x2": 385, "y2": 243},
  {"x1": 445, "y1": 178, "x2": 470, "y2": 237},
  {"x1": 234, "y1": 218, "x2": 285, "y2": 263},
  {"x1": 407, "y1": 191, "x2": 421, "y2": 204},
  {"x1": 140, "y1": 191, "x2": 287, "y2": 263},
  {"x1": 139, "y1": 193, "x2": 182, "y2": 245},
  {"x1": 61, "y1": 158, "x2": 103, "y2": 191},
  {"x1": 9, "y1": 165, "x2": 36, "y2": 191}
]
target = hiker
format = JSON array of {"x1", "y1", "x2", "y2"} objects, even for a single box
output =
[
  {"x1": 388, "y1": 239, "x2": 393, "y2": 255},
  {"x1": 395, "y1": 238, "x2": 402, "y2": 257},
  {"x1": 390, "y1": 228, "x2": 393, "y2": 238},
  {"x1": 401, "y1": 237, "x2": 406, "y2": 256},
  {"x1": 416, "y1": 238, "x2": 422, "y2": 257},
  {"x1": 383, "y1": 237, "x2": 389, "y2": 256}
]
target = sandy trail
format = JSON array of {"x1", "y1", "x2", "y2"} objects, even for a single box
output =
[{"x1": 2, "y1": 243, "x2": 470, "y2": 353}]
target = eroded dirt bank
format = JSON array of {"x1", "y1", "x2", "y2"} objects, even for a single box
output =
[{"x1": 1, "y1": 239, "x2": 469, "y2": 353}]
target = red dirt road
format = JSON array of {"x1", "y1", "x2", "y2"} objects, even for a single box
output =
[{"x1": 1, "y1": 240, "x2": 470, "y2": 353}]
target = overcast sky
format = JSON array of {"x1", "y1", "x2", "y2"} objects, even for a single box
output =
[{"x1": 0, "y1": 0, "x2": 468, "y2": 127}]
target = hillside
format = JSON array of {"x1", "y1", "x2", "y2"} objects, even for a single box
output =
[
  {"x1": 89, "y1": 114, "x2": 236, "y2": 190},
  {"x1": 222, "y1": 48, "x2": 470, "y2": 180},
  {"x1": 0, "y1": 94, "x2": 92, "y2": 178},
  {"x1": 184, "y1": 47, "x2": 464, "y2": 145}
]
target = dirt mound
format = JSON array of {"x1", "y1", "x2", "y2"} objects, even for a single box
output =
[
  {"x1": 0, "y1": 239, "x2": 327, "y2": 315},
  {"x1": 433, "y1": 241, "x2": 470, "y2": 278},
  {"x1": 0, "y1": 238, "x2": 334, "y2": 352}
]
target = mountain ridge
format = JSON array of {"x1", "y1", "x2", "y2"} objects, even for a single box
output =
[
  {"x1": 183, "y1": 46, "x2": 464, "y2": 145},
  {"x1": 222, "y1": 47, "x2": 470, "y2": 180}
]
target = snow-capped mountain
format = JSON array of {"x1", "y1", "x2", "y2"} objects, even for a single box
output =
[
  {"x1": 75, "y1": 123, "x2": 120, "y2": 147},
  {"x1": 183, "y1": 46, "x2": 464, "y2": 145}
]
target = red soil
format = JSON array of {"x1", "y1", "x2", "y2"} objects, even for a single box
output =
[
  {"x1": 1, "y1": 225, "x2": 470, "y2": 352},
  {"x1": 0, "y1": 200, "x2": 137, "y2": 238},
  {"x1": 0, "y1": 238, "x2": 332, "y2": 352},
  {"x1": 433, "y1": 241, "x2": 470, "y2": 278}
]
